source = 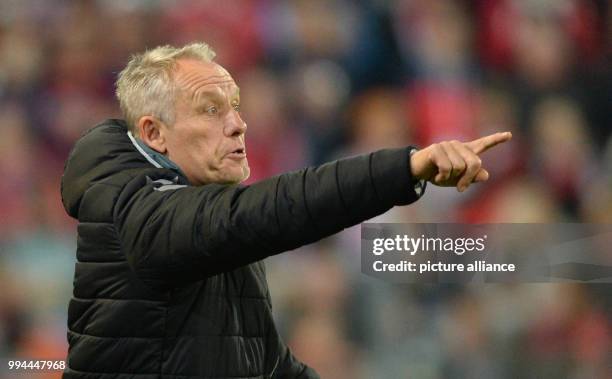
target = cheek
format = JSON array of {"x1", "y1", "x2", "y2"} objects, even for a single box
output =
[
  {"x1": 198, "y1": 142, "x2": 226, "y2": 171},
  {"x1": 179, "y1": 133, "x2": 213, "y2": 159}
]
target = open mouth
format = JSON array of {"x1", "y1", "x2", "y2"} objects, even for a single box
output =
[{"x1": 227, "y1": 148, "x2": 246, "y2": 158}]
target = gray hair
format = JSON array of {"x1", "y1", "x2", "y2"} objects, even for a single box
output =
[{"x1": 115, "y1": 42, "x2": 216, "y2": 132}]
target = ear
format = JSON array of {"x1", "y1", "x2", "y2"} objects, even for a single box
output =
[{"x1": 136, "y1": 116, "x2": 167, "y2": 154}]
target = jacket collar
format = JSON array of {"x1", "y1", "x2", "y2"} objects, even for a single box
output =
[{"x1": 127, "y1": 131, "x2": 185, "y2": 177}]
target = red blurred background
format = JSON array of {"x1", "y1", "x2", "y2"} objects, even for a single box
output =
[{"x1": 0, "y1": 1, "x2": 610, "y2": 378}]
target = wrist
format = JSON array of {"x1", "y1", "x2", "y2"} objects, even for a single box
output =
[{"x1": 409, "y1": 147, "x2": 427, "y2": 198}]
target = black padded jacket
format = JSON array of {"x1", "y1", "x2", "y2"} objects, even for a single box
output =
[{"x1": 60, "y1": 119, "x2": 423, "y2": 378}]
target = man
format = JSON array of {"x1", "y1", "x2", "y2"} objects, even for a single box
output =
[{"x1": 60, "y1": 42, "x2": 510, "y2": 378}]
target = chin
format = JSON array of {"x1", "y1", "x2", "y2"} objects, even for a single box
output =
[
  {"x1": 240, "y1": 166, "x2": 251, "y2": 182},
  {"x1": 221, "y1": 166, "x2": 250, "y2": 185},
  {"x1": 195, "y1": 163, "x2": 250, "y2": 185}
]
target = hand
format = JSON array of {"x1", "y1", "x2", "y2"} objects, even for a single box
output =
[{"x1": 410, "y1": 132, "x2": 512, "y2": 192}]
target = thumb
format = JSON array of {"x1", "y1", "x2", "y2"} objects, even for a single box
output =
[{"x1": 473, "y1": 168, "x2": 489, "y2": 183}]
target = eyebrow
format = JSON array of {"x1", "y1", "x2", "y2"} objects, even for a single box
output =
[{"x1": 192, "y1": 86, "x2": 241, "y2": 105}]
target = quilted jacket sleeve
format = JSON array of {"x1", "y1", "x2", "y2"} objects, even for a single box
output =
[
  {"x1": 273, "y1": 343, "x2": 320, "y2": 379},
  {"x1": 114, "y1": 147, "x2": 423, "y2": 289}
]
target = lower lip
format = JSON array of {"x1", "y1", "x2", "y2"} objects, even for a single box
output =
[{"x1": 226, "y1": 152, "x2": 246, "y2": 160}]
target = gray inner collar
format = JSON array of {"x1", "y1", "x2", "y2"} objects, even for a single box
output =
[{"x1": 127, "y1": 131, "x2": 186, "y2": 177}]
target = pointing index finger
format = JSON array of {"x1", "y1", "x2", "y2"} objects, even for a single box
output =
[{"x1": 466, "y1": 132, "x2": 512, "y2": 155}]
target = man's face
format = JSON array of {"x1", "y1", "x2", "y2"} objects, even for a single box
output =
[{"x1": 163, "y1": 59, "x2": 249, "y2": 185}]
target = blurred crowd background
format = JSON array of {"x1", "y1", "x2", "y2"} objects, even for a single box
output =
[{"x1": 0, "y1": 0, "x2": 610, "y2": 378}]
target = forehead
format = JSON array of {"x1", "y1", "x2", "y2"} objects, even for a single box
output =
[{"x1": 174, "y1": 59, "x2": 239, "y2": 99}]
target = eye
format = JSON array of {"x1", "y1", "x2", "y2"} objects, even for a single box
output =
[{"x1": 206, "y1": 106, "x2": 218, "y2": 115}]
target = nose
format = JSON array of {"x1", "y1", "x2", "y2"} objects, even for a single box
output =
[{"x1": 224, "y1": 110, "x2": 247, "y2": 137}]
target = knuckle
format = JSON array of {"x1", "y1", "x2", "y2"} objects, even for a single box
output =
[{"x1": 467, "y1": 157, "x2": 481, "y2": 170}]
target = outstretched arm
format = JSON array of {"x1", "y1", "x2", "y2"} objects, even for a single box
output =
[{"x1": 115, "y1": 132, "x2": 512, "y2": 289}]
